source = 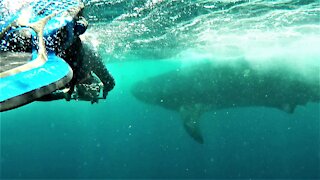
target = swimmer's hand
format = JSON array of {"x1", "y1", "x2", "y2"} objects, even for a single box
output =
[
  {"x1": 102, "y1": 78, "x2": 115, "y2": 99},
  {"x1": 103, "y1": 87, "x2": 109, "y2": 99}
]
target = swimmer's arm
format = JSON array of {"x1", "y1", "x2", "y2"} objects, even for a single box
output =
[
  {"x1": 83, "y1": 45, "x2": 115, "y2": 94},
  {"x1": 92, "y1": 55, "x2": 115, "y2": 91}
]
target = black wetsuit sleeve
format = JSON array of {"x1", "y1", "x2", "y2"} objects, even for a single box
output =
[{"x1": 82, "y1": 44, "x2": 115, "y2": 92}]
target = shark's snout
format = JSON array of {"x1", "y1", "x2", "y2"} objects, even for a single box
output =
[
  {"x1": 131, "y1": 81, "x2": 144, "y2": 99},
  {"x1": 131, "y1": 80, "x2": 155, "y2": 104}
]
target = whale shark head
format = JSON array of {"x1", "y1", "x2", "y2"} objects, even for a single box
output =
[
  {"x1": 131, "y1": 80, "x2": 158, "y2": 104},
  {"x1": 131, "y1": 75, "x2": 185, "y2": 111}
]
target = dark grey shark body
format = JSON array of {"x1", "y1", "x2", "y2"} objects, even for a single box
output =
[{"x1": 131, "y1": 60, "x2": 320, "y2": 143}]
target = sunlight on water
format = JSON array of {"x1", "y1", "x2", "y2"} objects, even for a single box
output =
[{"x1": 82, "y1": 0, "x2": 320, "y2": 67}]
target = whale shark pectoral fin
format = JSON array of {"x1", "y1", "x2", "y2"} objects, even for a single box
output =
[
  {"x1": 279, "y1": 103, "x2": 297, "y2": 114},
  {"x1": 179, "y1": 105, "x2": 204, "y2": 144},
  {"x1": 183, "y1": 116, "x2": 204, "y2": 144}
]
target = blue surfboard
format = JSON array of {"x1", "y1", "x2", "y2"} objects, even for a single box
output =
[{"x1": 0, "y1": 0, "x2": 85, "y2": 112}]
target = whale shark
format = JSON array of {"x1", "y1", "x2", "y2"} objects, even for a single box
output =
[{"x1": 131, "y1": 60, "x2": 320, "y2": 143}]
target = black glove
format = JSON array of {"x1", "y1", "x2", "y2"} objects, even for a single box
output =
[
  {"x1": 103, "y1": 88, "x2": 108, "y2": 99},
  {"x1": 102, "y1": 78, "x2": 115, "y2": 99}
]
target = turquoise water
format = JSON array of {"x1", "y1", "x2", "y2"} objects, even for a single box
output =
[{"x1": 1, "y1": 0, "x2": 320, "y2": 178}]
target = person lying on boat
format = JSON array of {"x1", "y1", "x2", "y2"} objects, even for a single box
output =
[
  {"x1": 1, "y1": 12, "x2": 115, "y2": 105},
  {"x1": 39, "y1": 18, "x2": 115, "y2": 104},
  {"x1": 40, "y1": 36, "x2": 116, "y2": 104}
]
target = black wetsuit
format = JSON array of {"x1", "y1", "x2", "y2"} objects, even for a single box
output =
[{"x1": 39, "y1": 37, "x2": 115, "y2": 101}]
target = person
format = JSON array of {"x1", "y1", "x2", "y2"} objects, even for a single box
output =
[
  {"x1": 0, "y1": 0, "x2": 113, "y2": 112},
  {"x1": 39, "y1": 16, "x2": 115, "y2": 103},
  {"x1": 1, "y1": 12, "x2": 115, "y2": 104}
]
